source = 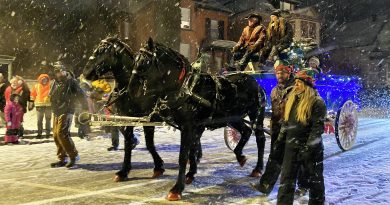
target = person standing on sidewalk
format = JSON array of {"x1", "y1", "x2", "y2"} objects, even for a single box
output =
[
  {"x1": 30, "y1": 74, "x2": 52, "y2": 138},
  {"x1": 251, "y1": 62, "x2": 295, "y2": 193},
  {"x1": 277, "y1": 69, "x2": 326, "y2": 205},
  {"x1": 0, "y1": 73, "x2": 10, "y2": 127},
  {"x1": 49, "y1": 61, "x2": 87, "y2": 168},
  {"x1": 4, "y1": 94, "x2": 24, "y2": 144}
]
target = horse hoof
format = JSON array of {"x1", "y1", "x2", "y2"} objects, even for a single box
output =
[
  {"x1": 249, "y1": 170, "x2": 262, "y2": 178},
  {"x1": 185, "y1": 176, "x2": 194, "y2": 184},
  {"x1": 238, "y1": 157, "x2": 247, "y2": 167},
  {"x1": 166, "y1": 191, "x2": 181, "y2": 201},
  {"x1": 152, "y1": 170, "x2": 164, "y2": 178},
  {"x1": 113, "y1": 175, "x2": 128, "y2": 182}
]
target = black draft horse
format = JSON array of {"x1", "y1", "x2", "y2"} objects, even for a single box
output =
[
  {"x1": 83, "y1": 37, "x2": 166, "y2": 181},
  {"x1": 129, "y1": 38, "x2": 266, "y2": 200}
]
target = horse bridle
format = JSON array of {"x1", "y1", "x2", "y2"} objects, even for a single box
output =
[{"x1": 93, "y1": 38, "x2": 134, "y2": 112}]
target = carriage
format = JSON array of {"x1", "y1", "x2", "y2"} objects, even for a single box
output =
[
  {"x1": 193, "y1": 40, "x2": 361, "y2": 151},
  {"x1": 81, "y1": 37, "x2": 362, "y2": 200}
]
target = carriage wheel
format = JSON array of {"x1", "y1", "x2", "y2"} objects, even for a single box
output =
[
  {"x1": 224, "y1": 127, "x2": 241, "y2": 151},
  {"x1": 335, "y1": 100, "x2": 358, "y2": 151}
]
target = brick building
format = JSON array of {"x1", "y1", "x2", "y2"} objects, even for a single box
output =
[
  {"x1": 179, "y1": 0, "x2": 232, "y2": 63},
  {"x1": 117, "y1": 0, "x2": 180, "y2": 51}
]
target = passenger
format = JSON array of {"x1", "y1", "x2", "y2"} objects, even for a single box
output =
[{"x1": 261, "y1": 9, "x2": 294, "y2": 62}]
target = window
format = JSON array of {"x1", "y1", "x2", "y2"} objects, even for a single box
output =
[
  {"x1": 301, "y1": 20, "x2": 317, "y2": 39},
  {"x1": 181, "y1": 8, "x2": 191, "y2": 29},
  {"x1": 205, "y1": 18, "x2": 224, "y2": 40},
  {"x1": 179, "y1": 43, "x2": 190, "y2": 58},
  {"x1": 280, "y1": 1, "x2": 295, "y2": 10}
]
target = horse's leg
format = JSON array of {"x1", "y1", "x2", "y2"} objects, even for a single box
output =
[
  {"x1": 114, "y1": 126, "x2": 135, "y2": 182},
  {"x1": 231, "y1": 121, "x2": 253, "y2": 167},
  {"x1": 196, "y1": 139, "x2": 202, "y2": 163},
  {"x1": 167, "y1": 125, "x2": 193, "y2": 201},
  {"x1": 249, "y1": 105, "x2": 266, "y2": 177},
  {"x1": 186, "y1": 127, "x2": 204, "y2": 184},
  {"x1": 143, "y1": 126, "x2": 165, "y2": 178}
]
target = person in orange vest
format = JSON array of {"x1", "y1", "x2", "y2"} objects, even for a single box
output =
[
  {"x1": 232, "y1": 13, "x2": 266, "y2": 71},
  {"x1": 30, "y1": 74, "x2": 52, "y2": 138}
]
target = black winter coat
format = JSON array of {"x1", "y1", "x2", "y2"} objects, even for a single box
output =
[
  {"x1": 50, "y1": 76, "x2": 87, "y2": 116},
  {"x1": 279, "y1": 94, "x2": 326, "y2": 152},
  {"x1": 270, "y1": 77, "x2": 294, "y2": 133},
  {"x1": 0, "y1": 81, "x2": 10, "y2": 111}
]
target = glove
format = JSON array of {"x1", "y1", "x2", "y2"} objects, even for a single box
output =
[
  {"x1": 232, "y1": 45, "x2": 240, "y2": 52},
  {"x1": 28, "y1": 102, "x2": 35, "y2": 111},
  {"x1": 247, "y1": 45, "x2": 257, "y2": 53},
  {"x1": 6, "y1": 121, "x2": 12, "y2": 127}
]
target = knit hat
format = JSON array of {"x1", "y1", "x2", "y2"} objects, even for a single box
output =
[
  {"x1": 270, "y1": 9, "x2": 281, "y2": 17},
  {"x1": 308, "y1": 56, "x2": 320, "y2": 67},
  {"x1": 295, "y1": 69, "x2": 316, "y2": 87},
  {"x1": 274, "y1": 60, "x2": 292, "y2": 73},
  {"x1": 53, "y1": 61, "x2": 66, "y2": 72},
  {"x1": 245, "y1": 13, "x2": 262, "y2": 22}
]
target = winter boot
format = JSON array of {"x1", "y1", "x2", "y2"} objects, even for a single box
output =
[
  {"x1": 250, "y1": 182, "x2": 272, "y2": 195},
  {"x1": 107, "y1": 146, "x2": 119, "y2": 151},
  {"x1": 65, "y1": 155, "x2": 80, "y2": 168},
  {"x1": 50, "y1": 161, "x2": 67, "y2": 168}
]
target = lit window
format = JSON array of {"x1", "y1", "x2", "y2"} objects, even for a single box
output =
[
  {"x1": 181, "y1": 8, "x2": 191, "y2": 29},
  {"x1": 301, "y1": 20, "x2": 317, "y2": 39},
  {"x1": 206, "y1": 19, "x2": 224, "y2": 40},
  {"x1": 280, "y1": 1, "x2": 294, "y2": 10},
  {"x1": 210, "y1": 20, "x2": 219, "y2": 40},
  {"x1": 180, "y1": 43, "x2": 190, "y2": 58}
]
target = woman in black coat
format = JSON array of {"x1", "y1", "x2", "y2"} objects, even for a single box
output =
[{"x1": 277, "y1": 69, "x2": 326, "y2": 205}]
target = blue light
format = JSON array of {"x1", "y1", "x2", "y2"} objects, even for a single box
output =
[{"x1": 251, "y1": 73, "x2": 363, "y2": 111}]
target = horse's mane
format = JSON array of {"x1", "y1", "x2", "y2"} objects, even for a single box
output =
[
  {"x1": 145, "y1": 41, "x2": 192, "y2": 72},
  {"x1": 95, "y1": 36, "x2": 134, "y2": 56}
]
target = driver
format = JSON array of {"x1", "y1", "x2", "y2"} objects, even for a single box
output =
[{"x1": 232, "y1": 13, "x2": 266, "y2": 71}]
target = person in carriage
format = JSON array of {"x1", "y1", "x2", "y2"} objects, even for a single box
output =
[
  {"x1": 232, "y1": 13, "x2": 266, "y2": 71},
  {"x1": 260, "y1": 9, "x2": 294, "y2": 63}
]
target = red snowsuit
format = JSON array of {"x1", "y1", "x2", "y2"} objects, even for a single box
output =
[{"x1": 4, "y1": 101, "x2": 24, "y2": 143}]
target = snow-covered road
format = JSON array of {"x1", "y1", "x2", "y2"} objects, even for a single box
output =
[{"x1": 0, "y1": 117, "x2": 389, "y2": 205}]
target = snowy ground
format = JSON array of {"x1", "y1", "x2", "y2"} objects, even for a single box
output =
[{"x1": 0, "y1": 110, "x2": 390, "y2": 204}]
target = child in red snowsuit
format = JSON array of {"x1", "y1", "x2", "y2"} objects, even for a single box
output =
[{"x1": 4, "y1": 94, "x2": 24, "y2": 144}]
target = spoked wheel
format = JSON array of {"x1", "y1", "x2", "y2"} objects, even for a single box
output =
[
  {"x1": 335, "y1": 100, "x2": 358, "y2": 151},
  {"x1": 224, "y1": 126, "x2": 241, "y2": 151}
]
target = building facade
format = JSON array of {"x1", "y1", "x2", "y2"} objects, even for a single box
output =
[
  {"x1": 117, "y1": 0, "x2": 181, "y2": 51},
  {"x1": 179, "y1": 0, "x2": 231, "y2": 62}
]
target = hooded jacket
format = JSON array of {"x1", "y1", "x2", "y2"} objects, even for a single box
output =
[
  {"x1": 30, "y1": 74, "x2": 51, "y2": 107},
  {"x1": 4, "y1": 100, "x2": 24, "y2": 129},
  {"x1": 4, "y1": 77, "x2": 31, "y2": 113}
]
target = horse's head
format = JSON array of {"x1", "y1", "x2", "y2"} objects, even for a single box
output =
[
  {"x1": 83, "y1": 36, "x2": 134, "y2": 81},
  {"x1": 131, "y1": 38, "x2": 190, "y2": 95}
]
